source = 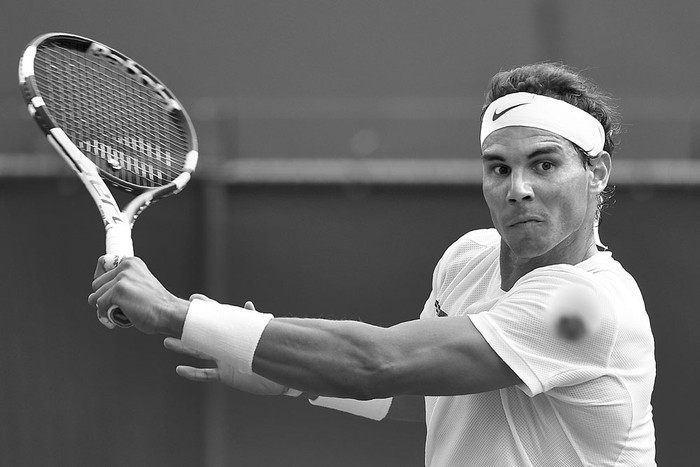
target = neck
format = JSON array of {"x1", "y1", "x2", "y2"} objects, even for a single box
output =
[{"x1": 499, "y1": 234, "x2": 598, "y2": 291}]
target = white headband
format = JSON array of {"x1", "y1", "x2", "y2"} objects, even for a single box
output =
[{"x1": 480, "y1": 92, "x2": 605, "y2": 157}]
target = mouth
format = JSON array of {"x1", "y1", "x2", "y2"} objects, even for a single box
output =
[{"x1": 508, "y1": 218, "x2": 544, "y2": 228}]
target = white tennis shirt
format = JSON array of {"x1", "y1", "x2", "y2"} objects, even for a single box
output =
[{"x1": 420, "y1": 229, "x2": 656, "y2": 466}]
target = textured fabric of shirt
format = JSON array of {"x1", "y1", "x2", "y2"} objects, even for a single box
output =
[{"x1": 421, "y1": 229, "x2": 656, "y2": 466}]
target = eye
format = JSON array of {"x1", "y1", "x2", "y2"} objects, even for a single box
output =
[
  {"x1": 536, "y1": 161, "x2": 554, "y2": 172},
  {"x1": 492, "y1": 165, "x2": 510, "y2": 176}
]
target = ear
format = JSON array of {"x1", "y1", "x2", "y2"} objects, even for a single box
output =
[{"x1": 588, "y1": 151, "x2": 611, "y2": 195}]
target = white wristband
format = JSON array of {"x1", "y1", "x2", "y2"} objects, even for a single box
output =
[
  {"x1": 181, "y1": 299, "x2": 273, "y2": 375},
  {"x1": 309, "y1": 396, "x2": 392, "y2": 421}
]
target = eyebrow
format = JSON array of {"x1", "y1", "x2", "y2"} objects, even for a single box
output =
[{"x1": 481, "y1": 145, "x2": 563, "y2": 162}]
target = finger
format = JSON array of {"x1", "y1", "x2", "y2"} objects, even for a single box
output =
[
  {"x1": 92, "y1": 288, "x2": 116, "y2": 329},
  {"x1": 87, "y1": 290, "x2": 98, "y2": 309},
  {"x1": 93, "y1": 256, "x2": 109, "y2": 280},
  {"x1": 87, "y1": 274, "x2": 112, "y2": 308},
  {"x1": 89, "y1": 270, "x2": 117, "y2": 308},
  {"x1": 163, "y1": 338, "x2": 213, "y2": 360},
  {"x1": 91, "y1": 264, "x2": 120, "y2": 294},
  {"x1": 96, "y1": 305, "x2": 116, "y2": 329},
  {"x1": 90, "y1": 276, "x2": 131, "y2": 329},
  {"x1": 175, "y1": 365, "x2": 219, "y2": 382},
  {"x1": 244, "y1": 301, "x2": 256, "y2": 311}
]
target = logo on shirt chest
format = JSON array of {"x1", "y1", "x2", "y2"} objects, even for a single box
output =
[{"x1": 435, "y1": 300, "x2": 448, "y2": 317}]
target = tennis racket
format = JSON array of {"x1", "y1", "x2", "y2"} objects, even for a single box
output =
[{"x1": 19, "y1": 32, "x2": 198, "y2": 329}]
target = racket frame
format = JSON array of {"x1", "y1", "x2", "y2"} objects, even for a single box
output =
[{"x1": 19, "y1": 32, "x2": 199, "y2": 327}]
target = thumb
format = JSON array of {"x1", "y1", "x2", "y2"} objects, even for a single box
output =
[{"x1": 244, "y1": 301, "x2": 256, "y2": 311}]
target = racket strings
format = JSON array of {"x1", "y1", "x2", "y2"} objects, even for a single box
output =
[{"x1": 33, "y1": 43, "x2": 191, "y2": 189}]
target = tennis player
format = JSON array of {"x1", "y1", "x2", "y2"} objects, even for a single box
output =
[{"x1": 89, "y1": 62, "x2": 656, "y2": 466}]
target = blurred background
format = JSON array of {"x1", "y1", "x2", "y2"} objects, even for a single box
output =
[{"x1": 1, "y1": 1, "x2": 698, "y2": 465}]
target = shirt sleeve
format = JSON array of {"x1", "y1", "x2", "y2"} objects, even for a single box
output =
[{"x1": 469, "y1": 265, "x2": 617, "y2": 396}]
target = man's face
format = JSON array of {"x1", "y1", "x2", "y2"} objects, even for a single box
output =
[{"x1": 481, "y1": 126, "x2": 596, "y2": 261}]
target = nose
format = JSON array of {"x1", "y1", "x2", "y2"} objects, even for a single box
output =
[{"x1": 507, "y1": 171, "x2": 534, "y2": 203}]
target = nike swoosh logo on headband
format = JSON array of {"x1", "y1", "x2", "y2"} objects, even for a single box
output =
[{"x1": 492, "y1": 102, "x2": 529, "y2": 121}]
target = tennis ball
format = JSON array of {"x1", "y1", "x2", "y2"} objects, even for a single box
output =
[{"x1": 546, "y1": 284, "x2": 602, "y2": 341}]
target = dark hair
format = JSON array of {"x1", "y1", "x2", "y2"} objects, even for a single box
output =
[
  {"x1": 481, "y1": 62, "x2": 621, "y2": 158},
  {"x1": 481, "y1": 62, "x2": 619, "y2": 218}
]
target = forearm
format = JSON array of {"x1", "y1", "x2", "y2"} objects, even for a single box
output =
[
  {"x1": 180, "y1": 300, "x2": 416, "y2": 399},
  {"x1": 180, "y1": 300, "x2": 520, "y2": 399},
  {"x1": 253, "y1": 316, "x2": 506, "y2": 399},
  {"x1": 254, "y1": 318, "x2": 407, "y2": 400}
]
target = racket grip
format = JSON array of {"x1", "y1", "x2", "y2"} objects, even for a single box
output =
[
  {"x1": 105, "y1": 223, "x2": 134, "y2": 260},
  {"x1": 102, "y1": 223, "x2": 135, "y2": 329}
]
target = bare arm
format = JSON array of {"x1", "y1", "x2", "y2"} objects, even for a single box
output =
[
  {"x1": 253, "y1": 316, "x2": 521, "y2": 400},
  {"x1": 89, "y1": 257, "x2": 520, "y2": 399}
]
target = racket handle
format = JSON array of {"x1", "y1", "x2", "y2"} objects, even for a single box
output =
[
  {"x1": 102, "y1": 224, "x2": 135, "y2": 329},
  {"x1": 108, "y1": 306, "x2": 133, "y2": 328},
  {"x1": 105, "y1": 223, "x2": 134, "y2": 259}
]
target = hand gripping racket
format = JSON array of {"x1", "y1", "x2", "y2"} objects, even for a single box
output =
[{"x1": 19, "y1": 33, "x2": 198, "y2": 329}]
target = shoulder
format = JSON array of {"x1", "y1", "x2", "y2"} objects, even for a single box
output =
[
  {"x1": 431, "y1": 228, "x2": 500, "y2": 291},
  {"x1": 513, "y1": 260, "x2": 613, "y2": 317},
  {"x1": 517, "y1": 252, "x2": 625, "y2": 291},
  {"x1": 578, "y1": 252, "x2": 645, "y2": 304},
  {"x1": 435, "y1": 228, "x2": 500, "y2": 274},
  {"x1": 511, "y1": 253, "x2": 648, "y2": 340},
  {"x1": 440, "y1": 228, "x2": 500, "y2": 263},
  {"x1": 520, "y1": 252, "x2": 643, "y2": 309}
]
